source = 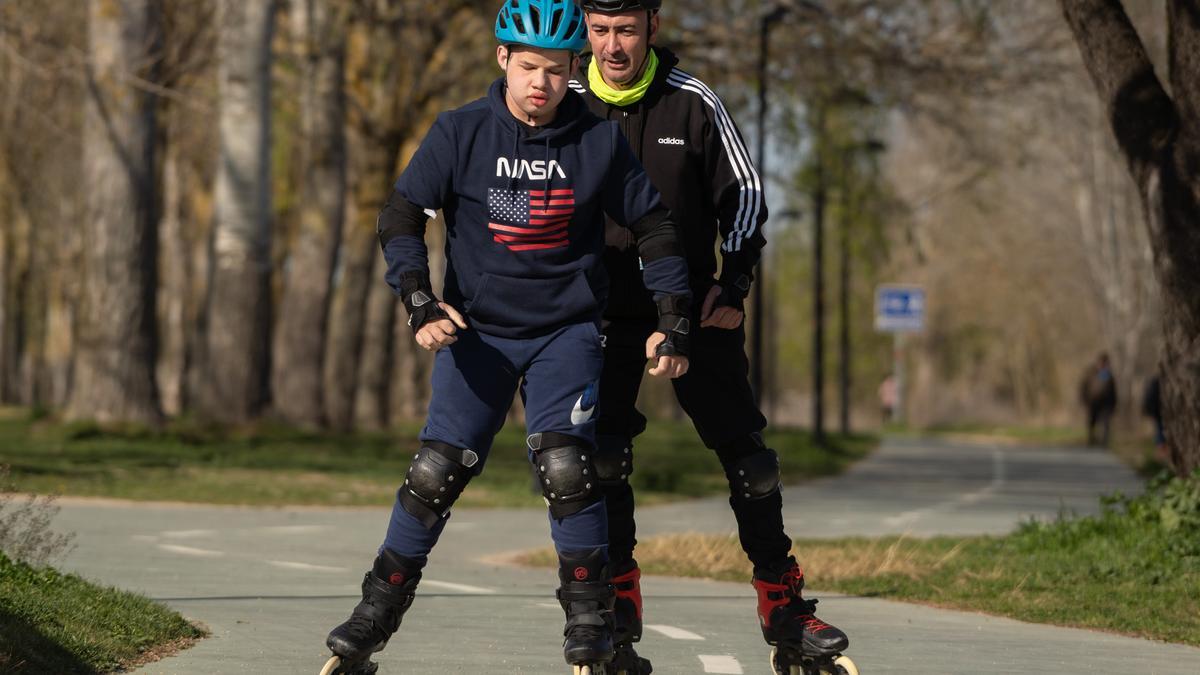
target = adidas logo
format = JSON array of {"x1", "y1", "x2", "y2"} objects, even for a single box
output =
[{"x1": 657, "y1": 137, "x2": 685, "y2": 146}]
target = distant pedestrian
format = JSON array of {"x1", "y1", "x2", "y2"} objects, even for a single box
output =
[
  {"x1": 878, "y1": 374, "x2": 897, "y2": 423},
  {"x1": 1142, "y1": 375, "x2": 1169, "y2": 461},
  {"x1": 1080, "y1": 353, "x2": 1117, "y2": 447}
]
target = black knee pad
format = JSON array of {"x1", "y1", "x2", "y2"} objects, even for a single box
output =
[
  {"x1": 399, "y1": 440, "x2": 479, "y2": 528},
  {"x1": 593, "y1": 434, "x2": 634, "y2": 487},
  {"x1": 718, "y1": 433, "x2": 780, "y2": 502},
  {"x1": 529, "y1": 431, "x2": 601, "y2": 519}
]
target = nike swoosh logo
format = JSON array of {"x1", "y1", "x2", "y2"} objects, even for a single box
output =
[{"x1": 571, "y1": 394, "x2": 595, "y2": 425}]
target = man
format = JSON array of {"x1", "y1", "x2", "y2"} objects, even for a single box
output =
[
  {"x1": 320, "y1": 2, "x2": 691, "y2": 673},
  {"x1": 1081, "y1": 352, "x2": 1117, "y2": 447},
  {"x1": 572, "y1": 1, "x2": 850, "y2": 672}
]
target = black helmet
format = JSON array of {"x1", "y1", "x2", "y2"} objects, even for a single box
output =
[{"x1": 580, "y1": 0, "x2": 662, "y2": 13}]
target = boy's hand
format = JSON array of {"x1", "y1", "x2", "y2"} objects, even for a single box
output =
[
  {"x1": 415, "y1": 303, "x2": 468, "y2": 351},
  {"x1": 700, "y1": 284, "x2": 745, "y2": 329},
  {"x1": 645, "y1": 332, "x2": 689, "y2": 379}
]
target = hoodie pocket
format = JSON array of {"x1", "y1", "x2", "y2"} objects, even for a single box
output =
[{"x1": 468, "y1": 270, "x2": 598, "y2": 333}]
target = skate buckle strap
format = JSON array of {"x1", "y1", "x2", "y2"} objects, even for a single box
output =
[
  {"x1": 563, "y1": 609, "x2": 609, "y2": 633},
  {"x1": 351, "y1": 573, "x2": 417, "y2": 635},
  {"x1": 611, "y1": 567, "x2": 643, "y2": 619},
  {"x1": 557, "y1": 585, "x2": 614, "y2": 604},
  {"x1": 753, "y1": 566, "x2": 808, "y2": 631}
]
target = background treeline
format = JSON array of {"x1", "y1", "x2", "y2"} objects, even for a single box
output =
[{"x1": 0, "y1": 1, "x2": 1187, "y2": 458}]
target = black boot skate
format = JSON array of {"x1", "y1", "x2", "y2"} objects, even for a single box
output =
[
  {"x1": 320, "y1": 550, "x2": 422, "y2": 675},
  {"x1": 557, "y1": 549, "x2": 615, "y2": 674},
  {"x1": 610, "y1": 560, "x2": 652, "y2": 674},
  {"x1": 753, "y1": 558, "x2": 857, "y2": 675}
]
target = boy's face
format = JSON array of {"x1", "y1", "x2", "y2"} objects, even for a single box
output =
[
  {"x1": 585, "y1": 10, "x2": 658, "y2": 88},
  {"x1": 498, "y1": 45, "x2": 580, "y2": 125}
]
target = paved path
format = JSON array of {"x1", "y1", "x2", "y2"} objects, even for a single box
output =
[{"x1": 49, "y1": 437, "x2": 1200, "y2": 674}]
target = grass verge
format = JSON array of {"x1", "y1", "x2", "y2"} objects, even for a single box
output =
[
  {"x1": 516, "y1": 473, "x2": 1200, "y2": 646},
  {"x1": 0, "y1": 550, "x2": 206, "y2": 674},
  {"x1": 0, "y1": 407, "x2": 875, "y2": 507}
]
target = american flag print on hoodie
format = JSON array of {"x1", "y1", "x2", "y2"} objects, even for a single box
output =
[{"x1": 487, "y1": 187, "x2": 576, "y2": 252}]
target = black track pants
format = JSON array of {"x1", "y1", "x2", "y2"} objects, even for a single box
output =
[{"x1": 596, "y1": 317, "x2": 790, "y2": 570}]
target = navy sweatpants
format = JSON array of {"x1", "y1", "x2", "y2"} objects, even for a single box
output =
[{"x1": 382, "y1": 322, "x2": 608, "y2": 563}]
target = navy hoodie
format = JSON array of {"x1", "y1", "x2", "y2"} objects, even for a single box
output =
[{"x1": 386, "y1": 77, "x2": 689, "y2": 338}]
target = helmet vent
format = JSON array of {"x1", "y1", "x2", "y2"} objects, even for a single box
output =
[
  {"x1": 550, "y1": 8, "x2": 563, "y2": 35},
  {"x1": 529, "y1": 6, "x2": 541, "y2": 33}
]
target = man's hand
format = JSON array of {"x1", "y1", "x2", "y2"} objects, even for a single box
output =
[
  {"x1": 700, "y1": 284, "x2": 745, "y2": 329},
  {"x1": 645, "y1": 332, "x2": 689, "y2": 378},
  {"x1": 415, "y1": 303, "x2": 468, "y2": 351}
]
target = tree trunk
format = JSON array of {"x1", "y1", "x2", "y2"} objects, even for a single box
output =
[
  {"x1": 1061, "y1": 0, "x2": 1200, "y2": 474},
  {"x1": 812, "y1": 107, "x2": 828, "y2": 441},
  {"x1": 157, "y1": 126, "x2": 188, "y2": 416},
  {"x1": 192, "y1": 0, "x2": 276, "y2": 424},
  {"x1": 271, "y1": 0, "x2": 346, "y2": 429},
  {"x1": 65, "y1": 0, "x2": 163, "y2": 425},
  {"x1": 323, "y1": 143, "x2": 387, "y2": 431},
  {"x1": 0, "y1": 195, "x2": 10, "y2": 403},
  {"x1": 353, "y1": 251, "x2": 398, "y2": 431}
]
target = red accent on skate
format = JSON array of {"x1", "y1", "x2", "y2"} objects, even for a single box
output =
[
  {"x1": 780, "y1": 564, "x2": 805, "y2": 595},
  {"x1": 612, "y1": 566, "x2": 644, "y2": 619},
  {"x1": 388, "y1": 572, "x2": 406, "y2": 585},
  {"x1": 574, "y1": 566, "x2": 589, "y2": 581},
  {"x1": 801, "y1": 615, "x2": 833, "y2": 633},
  {"x1": 752, "y1": 564, "x2": 805, "y2": 630}
]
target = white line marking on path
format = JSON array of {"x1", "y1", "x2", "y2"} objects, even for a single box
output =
[
  {"x1": 699, "y1": 655, "x2": 743, "y2": 674},
  {"x1": 161, "y1": 529, "x2": 217, "y2": 539},
  {"x1": 420, "y1": 579, "x2": 497, "y2": 594},
  {"x1": 266, "y1": 560, "x2": 347, "y2": 573},
  {"x1": 883, "y1": 448, "x2": 1007, "y2": 527},
  {"x1": 157, "y1": 544, "x2": 225, "y2": 558},
  {"x1": 645, "y1": 624, "x2": 705, "y2": 641}
]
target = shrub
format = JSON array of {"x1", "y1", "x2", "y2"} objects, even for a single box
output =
[{"x1": 0, "y1": 465, "x2": 76, "y2": 567}]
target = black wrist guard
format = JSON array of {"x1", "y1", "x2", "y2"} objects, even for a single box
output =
[
  {"x1": 715, "y1": 274, "x2": 750, "y2": 313},
  {"x1": 654, "y1": 294, "x2": 691, "y2": 359},
  {"x1": 398, "y1": 270, "x2": 449, "y2": 334}
]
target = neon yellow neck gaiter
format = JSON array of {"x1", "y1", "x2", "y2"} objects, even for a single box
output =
[{"x1": 588, "y1": 49, "x2": 659, "y2": 106}]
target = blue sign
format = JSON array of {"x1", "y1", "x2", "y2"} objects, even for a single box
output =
[{"x1": 875, "y1": 285, "x2": 926, "y2": 333}]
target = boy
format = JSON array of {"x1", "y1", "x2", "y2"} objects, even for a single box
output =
[{"x1": 321, "y1": 1, "x2": 691, "y2": 673}]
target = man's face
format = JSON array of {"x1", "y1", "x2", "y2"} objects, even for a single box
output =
[
  {"x1": 586, "y1": 11, "x2": 658, "y2": 88},
  {"x1": 498, "y1": 45, "x2": 579, "y2": 124}
]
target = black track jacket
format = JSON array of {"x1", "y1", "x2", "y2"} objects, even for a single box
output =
[{"x1": 571, "y1": 47, "x2": 768, "y2": 321}]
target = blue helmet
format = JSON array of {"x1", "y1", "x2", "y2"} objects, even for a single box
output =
[{"x1": 495, "y1": 0, "x2": 588, "y2": 53}]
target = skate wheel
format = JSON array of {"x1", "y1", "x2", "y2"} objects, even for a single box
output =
[
  {"x1": 833, "y1": 655, "x2": 859, "y2": 675},
  {"x1": 769, "y1": 647, "x2": 799, "y2": 675},
  {"x1": 319, "y1": 655, "x2": 341, "y2": 675}
]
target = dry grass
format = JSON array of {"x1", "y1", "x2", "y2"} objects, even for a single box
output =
[{"x1": 513, "y1": 532, "x2": 966, "y2": 587}]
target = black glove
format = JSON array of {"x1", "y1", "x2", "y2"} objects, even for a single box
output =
[
  {"x1": 713, "y1": 273, "x2": 750, "y2": 313},
  {"x1": 654, "y1": 294, "x2": 691, "y2": 359},
  {"x1": 398, "y1": 270, "x2": 450, "y2": 334}
]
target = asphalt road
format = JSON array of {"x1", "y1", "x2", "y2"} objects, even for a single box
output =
[{"x1": 47, "y1": 437, "x2": 1200, "y2": 674}]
